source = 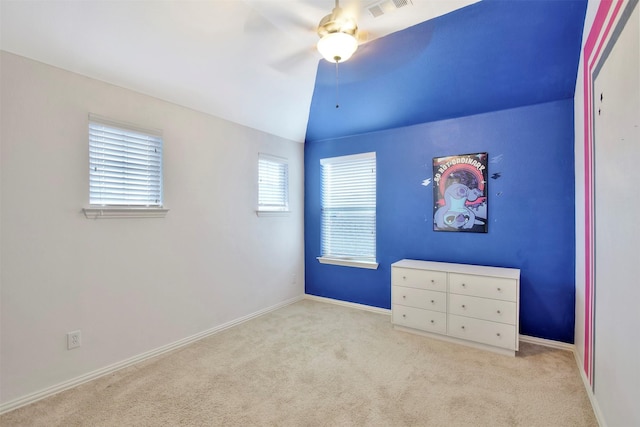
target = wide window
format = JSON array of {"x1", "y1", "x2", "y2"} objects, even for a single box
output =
[
  {"x1": 88, "y1": 115, "x2": 163, "y2": 207},
  {"x1": 319, "y1": 152, "x2": 377, "y2": 269},
  {"x1": 258, "y1": 153, "x2": 289, "y2": 214}
]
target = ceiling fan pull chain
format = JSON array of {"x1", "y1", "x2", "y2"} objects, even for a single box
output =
[{"x1": 335, "y1": 60, "x2": 340, "y2": 109}]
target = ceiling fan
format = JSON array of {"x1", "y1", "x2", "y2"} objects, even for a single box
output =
[
  {"x1": 243, "y1": 0, "x2": 375, "y2": 106},
  {"x1": 316, "y1": 0, "x2": 361, "y2": 63},
  {"x1": 243, "y1": 0, "x2": 371, "y2": 70}
]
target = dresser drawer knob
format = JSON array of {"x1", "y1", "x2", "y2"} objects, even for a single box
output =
[
  {"x1": 461, "y1": 283, "x2": 466, "y2": 287},
  {"x1": 461, "y1": 304, "x2": 466, "y2": 309},
  {"x1": 461, "y1": 326, "x2": 465, "y2": 330},
  {"x1": 497, "y1": 287, "x2": 502, "y2": 292},
  {"x1": 403, "y1": 276, "x2": 407, "y2": 280},
  {"x1": 402, "y1": 295, "x2": 406, "y2": 299},
  {"x1": 431, "y1": 279, "x2": 435, "y2": 283},
  {"x1": 496, "y1": 333, "x2": 501, "y2": 337},
  {"x1": 430, "y1": 320, "x2": 435, "y2": 324},
  {"x1": 430, "y1": 299, "x2": 435, "y2": 304},
  {"x1": 402, "y1": 314, "x2": 406, "y2": 318},
  {"x1": 497, "y1": 310, "x2": 501, "y2": 314}
]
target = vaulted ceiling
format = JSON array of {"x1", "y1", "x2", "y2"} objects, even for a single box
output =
[
  {"x1": 0, "y1": 1, "x2": 586, "y2": 143},
  {"x1": 0, "y1": 0, "x2": 477, "y2": 142},
  {"x1": 306, "y1": 0, "x2": 587, "y2": 142}
]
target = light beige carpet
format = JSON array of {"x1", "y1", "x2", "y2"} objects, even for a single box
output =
[{"x1": 1, "y1": 299, "x2": 596, "y2": 426}]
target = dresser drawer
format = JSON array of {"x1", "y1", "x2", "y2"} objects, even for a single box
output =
[
  {"x1": 449, "y1": 294, "x2": 516, "y2": 324},
  {"x1": 392, "y1": 305, "x2": 447, "y2": 334},
  {"x1": 392, "y1": 267, "x2": 447, "y2": 292},
  {"x1": 449, "y1": 273, "x2": 517, "y2": 302},
  {"x1": 448, "y1": 314, "x2": 517, "y2": 350},
  {"x1": 393, "y1": 286, "x2": 446, "y2": 312}
]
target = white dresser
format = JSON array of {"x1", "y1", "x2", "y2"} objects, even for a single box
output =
[{"x1": 391, "y1": 259, "x2": 520, "y2": 356}]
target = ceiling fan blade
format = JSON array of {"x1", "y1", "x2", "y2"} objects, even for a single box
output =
[
  {"x1": 270, "y1": 47, "x2": 319, "y2": 74},
  {"x1": 243, "y1": 1, "x2": 317, "y2": 36},
  {"x1": 244, "y1": 9, "x2": 277, "y2": 34}
]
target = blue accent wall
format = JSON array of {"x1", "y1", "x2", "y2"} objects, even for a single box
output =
[
  {"x1": 304, "y1": 100, "x2": 576, "y2": 343},
  {"x1": 305, "y1": 0, "x2": 586, "y2": 142}
]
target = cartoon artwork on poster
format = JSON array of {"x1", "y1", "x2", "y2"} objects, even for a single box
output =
[{"x1": 433, "y1": 153, "x2": 488, "y2": 232}]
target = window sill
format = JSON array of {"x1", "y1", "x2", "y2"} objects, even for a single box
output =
[
  {"x1": 83, "y1": 207, "x2": 169, "y2": 219},
  {"x1": 256, "y1": 210, "x2": 291, "y2": 217},
  {"x1": 317, "y1": 257, "x2": 379, "y2": 270}
]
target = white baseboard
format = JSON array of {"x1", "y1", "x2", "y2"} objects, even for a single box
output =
[
  {"x1": 305, "y1": 298, "x2": 577, "y2": 353},
  {"x1": 2, "y1": 295, "x2": 606, "y2": 427},
  {"x1": 519, "y1": 335, "x2": 605, "y2": 427},
  {"x1": 0, "y1": 295, "x2": 304, "y2": 415},
  {"x1": 573, "y1": 351, "x2": 607, "y2": 427},
  {"x1": 304, "y1": 294, "x2": 391, "y2": 315},
  {"x1": 308, "y1": 300, "x2": 605, "y2": 425},
  {"x1": 519, "y1": 334, "x2": 575, "y2": 352}
]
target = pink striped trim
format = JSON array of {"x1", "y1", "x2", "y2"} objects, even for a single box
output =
[{"x1": 581, "y1": 0, "x2": 624, "y2": 384}]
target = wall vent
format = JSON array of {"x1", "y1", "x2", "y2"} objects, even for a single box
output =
[{"x1": 366, "y1": 0, "x2": 413, "y2": 18}]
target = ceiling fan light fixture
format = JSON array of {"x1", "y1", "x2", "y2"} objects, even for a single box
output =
[
  {"x1": 317, "y1": 31, "x2": 358, "y2": 63},
  {"x1": 316, "y1": 2, "x2": 359, "y2": 63}
]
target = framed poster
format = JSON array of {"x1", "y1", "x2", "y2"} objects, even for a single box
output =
[{"x1": 433, "y1": 152, "x2": 488, "y2": 232}]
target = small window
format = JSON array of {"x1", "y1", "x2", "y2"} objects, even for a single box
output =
[
  {"x1": 258, "y1": 153, "x2": 289, "y2": 214},
  {"x1": 88, "y1": 115, "x2": 163, "y2": 207},
  {"x1": 319, "y1": 152, "x2": 377, "y2": 269}
]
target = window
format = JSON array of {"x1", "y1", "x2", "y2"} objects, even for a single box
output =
[
  {"x1": 84, "y1": 115, "x2": 167, "y2": 219},
  {"x1": 257, "y1": 153, "x2": 289, "y2": 214},
  {"x1": 318, "y1": 152, "x2": 378, "y2": 269}
]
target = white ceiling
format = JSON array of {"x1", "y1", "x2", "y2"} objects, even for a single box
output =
[{"x1": 0, "y1": 0, "x2": 478, "y2": 142}]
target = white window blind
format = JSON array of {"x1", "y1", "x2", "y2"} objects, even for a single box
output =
[
  {"x1": 258, "y1": 153, "x2": 289, "y2": 212},
  {"x1": 321, "y1": 152, "x2": 376, "y2": 262},
  {"x1": 89, "y1": 115, "x2": 163, "y2": 207}
]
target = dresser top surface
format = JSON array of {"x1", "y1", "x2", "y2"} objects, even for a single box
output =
[{"x1": 391, "y1": 259, "x2": 520, "y2": 279}]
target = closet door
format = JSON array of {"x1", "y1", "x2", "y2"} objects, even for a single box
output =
[{"x1": 592, "y1": 4, "x2": 639, "y2": 426}]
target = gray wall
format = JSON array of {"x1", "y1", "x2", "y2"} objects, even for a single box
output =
[{"x1": 0, "y1": 52, "x2": 305, "y2": 406}]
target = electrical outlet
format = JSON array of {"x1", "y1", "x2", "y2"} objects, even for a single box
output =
[{"x1": 67, "y1": 330, "x2": 81, "y2": 350}]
